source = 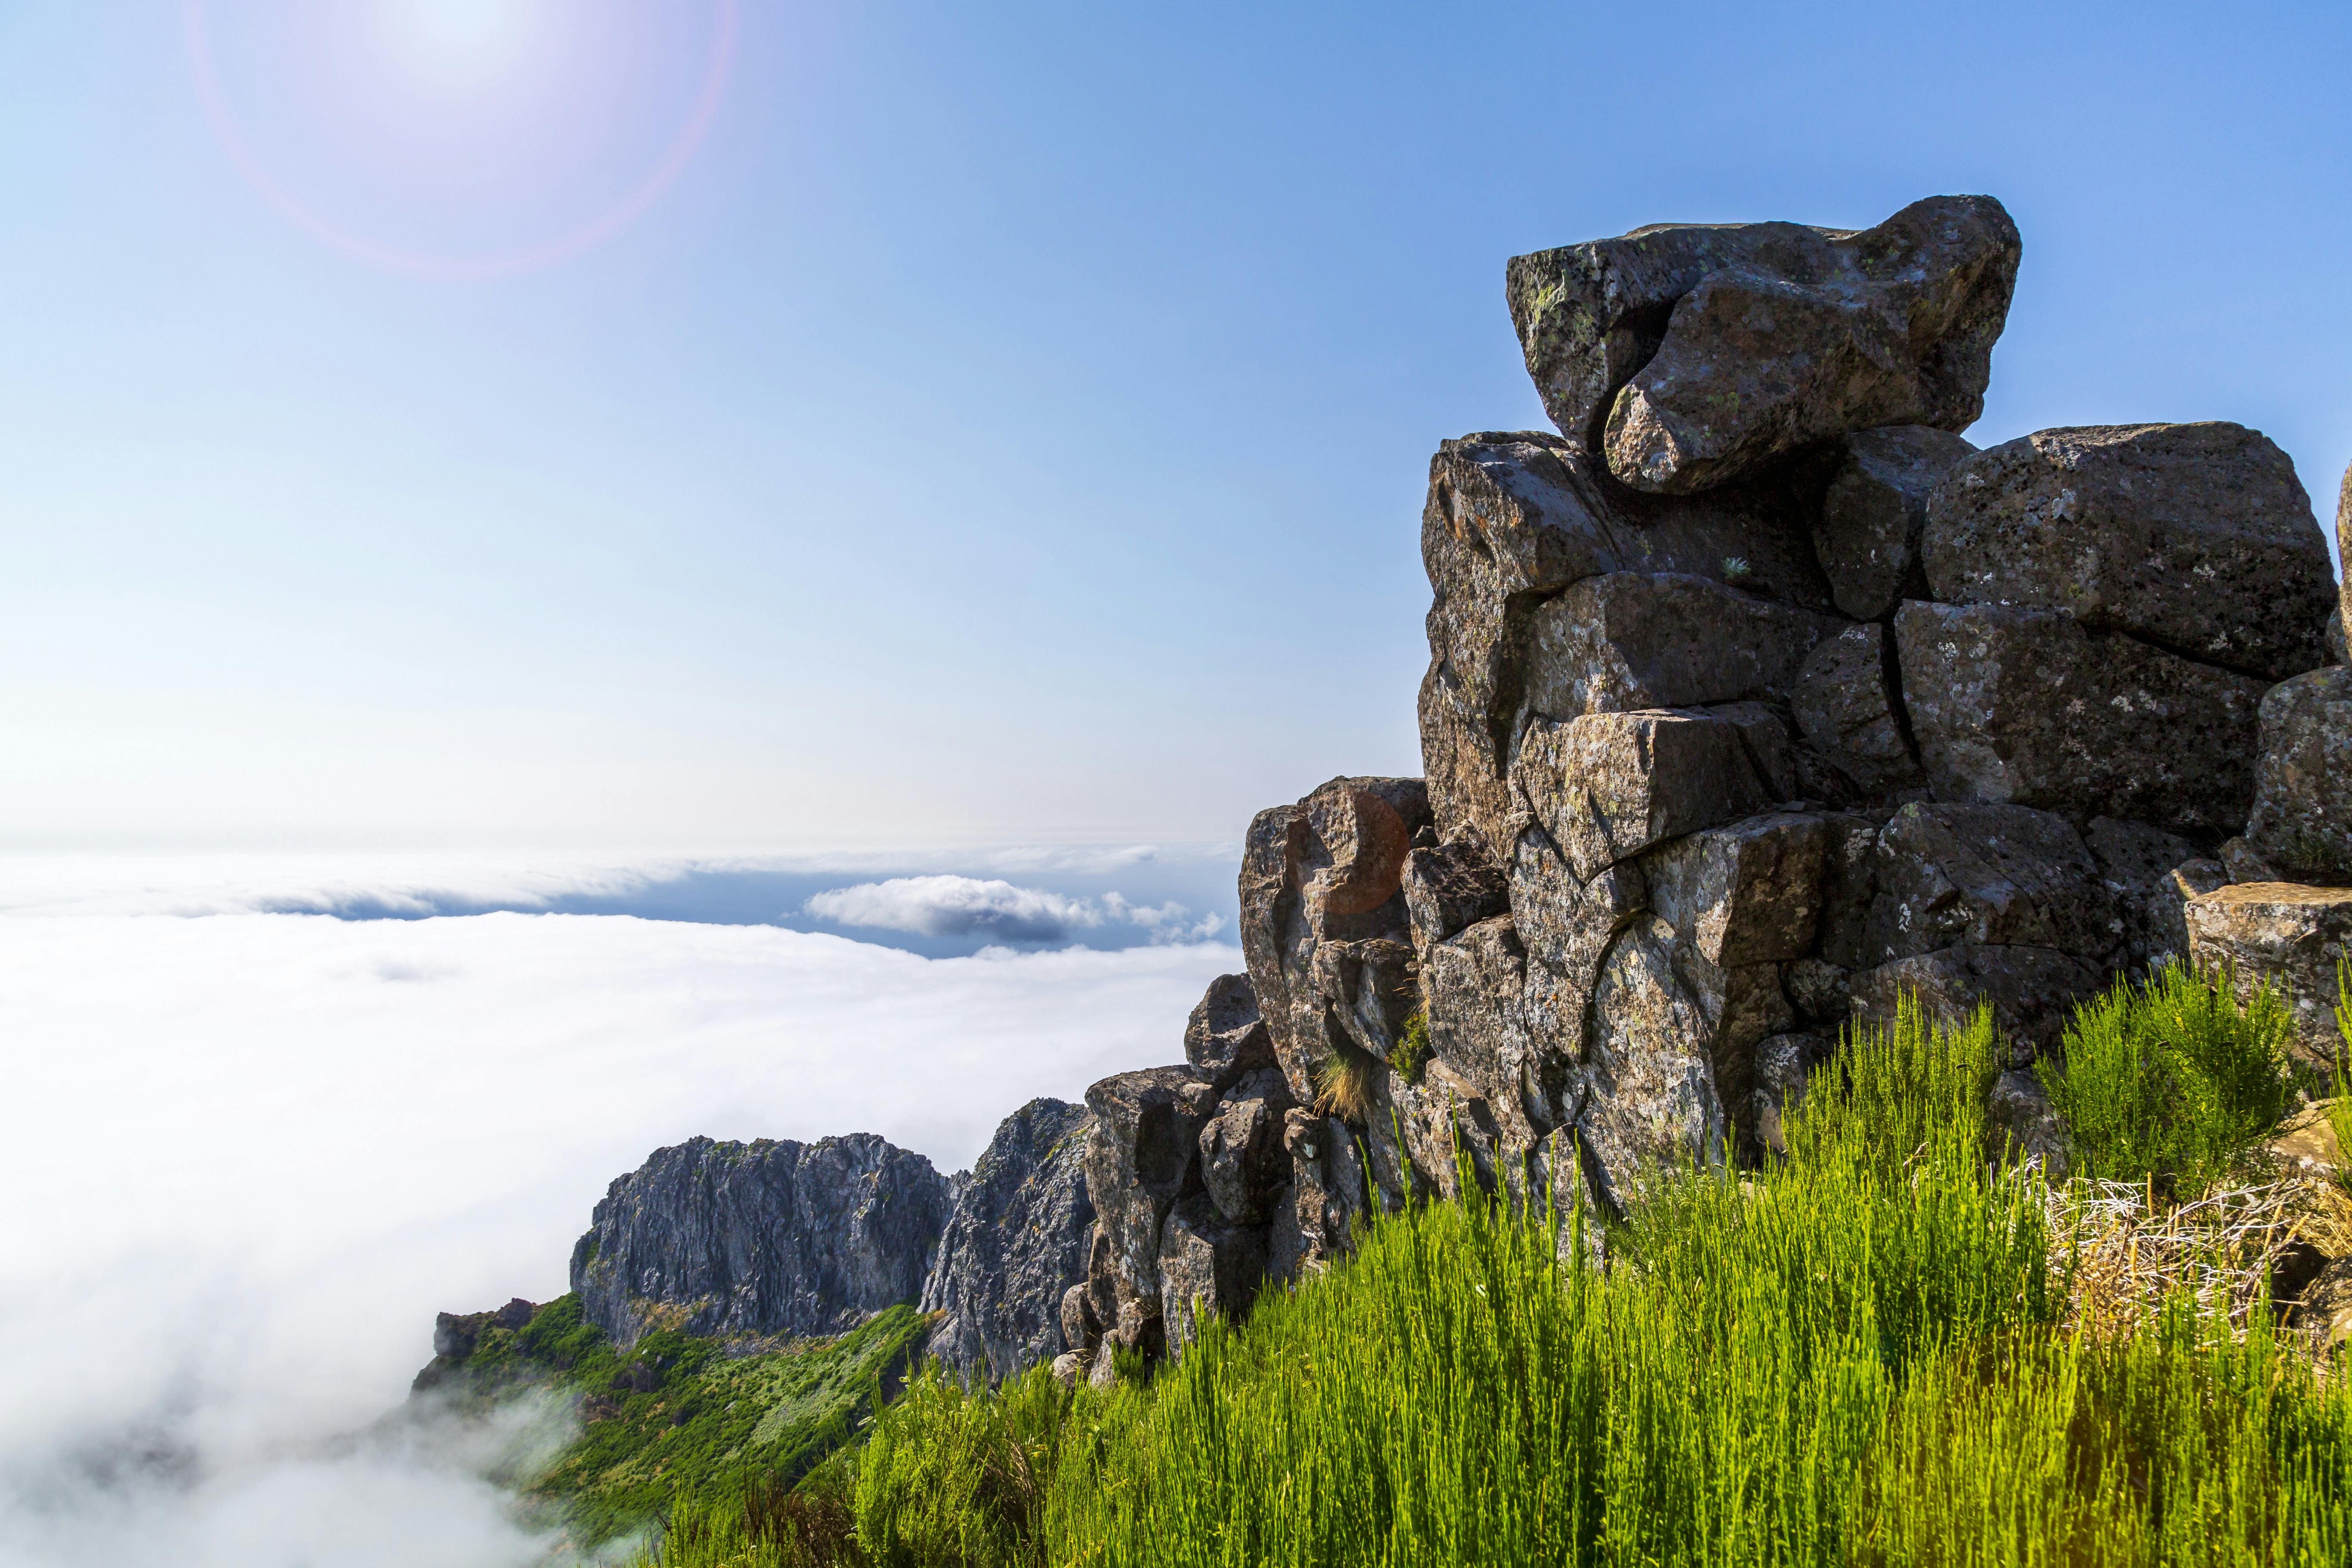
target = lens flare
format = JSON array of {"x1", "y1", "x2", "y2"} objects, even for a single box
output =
[{"x1": 182, "y1": 0, "x2": 739, "y2": 280}]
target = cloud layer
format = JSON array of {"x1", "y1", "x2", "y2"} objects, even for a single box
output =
[
  {"x1": 799, "y1": 875, "x2": 1223, "y2": 946},
  {"x1": 0, "y1": 879, "x2": 1236, "y2": 1563}
]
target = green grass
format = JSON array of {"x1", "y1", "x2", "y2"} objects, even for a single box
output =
[
  {"x1": 429, "y1": 1295, "x2": 929, "y2": 1548},
  {"x1": 631, "y1": 992, "x2": 2352, "y2": 1567},
  {"x1": 2328, "y1": 961, "x2": 2352, "y2": 1182},
  {"x1": 2035, "y1": 964, "x2": 2298, "y2": 1196}
]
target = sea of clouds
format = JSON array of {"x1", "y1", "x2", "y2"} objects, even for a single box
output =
[{"x1": 0, "y1": 850, "x2": 1238, "y2": 1565}]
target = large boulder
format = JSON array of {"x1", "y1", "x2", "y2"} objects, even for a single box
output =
[
  {"x1": 1922, "y1": 423, "x2": 2336, "y2": 681},
  {"x1": 2184, "y1": 884, "x2": 2352, "y2": 1070},
  {"x1": 1399, "y1": 836, "x2": 1510, "y2": 958},
  {"x1": 1848, "y1": 944, "x2": 2103, "y2": 1055},
  {"x1": 1182, "y1": 972, "x2": 1278, "y2": 1088},
  {"x1": 1506, "y1": 197, "x2": 2018, "y2": 489},
  {"x1": 922, "y1": 1099, "x2": 1096, "y2": 1384},
  {"x1": 1417, "y1": 432, "x2": 1827, "y2": 861},
  {"x1": 1812, "y1": 426, "x2": 1979, "y2": 620},
  {"x1": 1894, "y1": 600, "x2": 2269, "y2": 833},
  {"x1": 1239, "y1": 776, "x2": 1432, "y2": 1105},
  {"x1": 1522, "y1": 572, "x2": 1842, "y2": 718},
  {"x1": 1079, "y1": 1065, "x2": 1218, "y2": 1358},
  {"x1": 2082, "y1": 815, "x2": 2202, "y2": 972},
  {"x1": 1514, "y1": 707, "x2": 1792, "y2": 881},
  {"x1": 2245, "y1": 667, "x2": 2352, "y2": 880},
  {"x1": 569, "y1": 1134, "x2": 951, "y2": 1351},
  {"x1": 1855, "y1": 803, "x2": 2124, "y2": 970}
]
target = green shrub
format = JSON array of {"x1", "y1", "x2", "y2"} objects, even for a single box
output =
[
  {"x1": 2036, "y1": 964, "x2": 2297, "y2": 1194},
  {"x1": 2329, "y1": 960, "x2": 2352, "y2": 1183},
  {"x1": 1388, "y1": 1008, "x2": 1432, "y2": 1085}
]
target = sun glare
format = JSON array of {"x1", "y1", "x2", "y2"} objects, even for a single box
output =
[
  {"x1": 184, "y1": 0, "x2": 738, "y2": 279},
  {"x1": 371, "y1": 0, "x2": 547, "y2": 88}
]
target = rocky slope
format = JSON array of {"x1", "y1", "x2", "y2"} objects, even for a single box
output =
[{"x1": 429, "y1": 189, "x2": 2352, "y2": 1407}]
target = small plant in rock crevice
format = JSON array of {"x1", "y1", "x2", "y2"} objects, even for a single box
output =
[
  {"x1": 1313, "y1": 1045, "x2": 1378, "y2": 1125},
  {"x1": 1387, "y1": 1008, "x2": 1432, "y2": 1086}
]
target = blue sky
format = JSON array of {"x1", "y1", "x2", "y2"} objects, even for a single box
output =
[{"x1": 1, "y1": 0, "x2": 2346, "y2": 852}]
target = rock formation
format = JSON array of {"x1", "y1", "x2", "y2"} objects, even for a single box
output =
[
  {"x1": 919, "y1": 1098, "x2": 1096, "y2": 1381},
  {"x1": 430, "y1": 192, "x2": 2352, "y2": 1401},
  {"x1": 571, "y1": 1134, "x2": 953, "y2": 1350}
]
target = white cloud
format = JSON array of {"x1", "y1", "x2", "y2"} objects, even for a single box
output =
[
  {"x1": 804, "y1": 875, "x2": 1104, "y2": 941},
  {"x1": 803, "y1": 875, "x2": 1225, "y2": 946},
  {"x1": 0, "y1": 885, "x2": 1237, "y2": 1562}
]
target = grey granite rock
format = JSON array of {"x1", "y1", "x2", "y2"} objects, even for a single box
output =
[
  {"x1": 2184, "y1": 883, "x2": 2352, "y2": 1070},
  {"x1": 2246, "y1": 667, "x2": 2352, "y2": 879},
  {"x1": 1400, "y1": 836, "x2": 1510, "y2": 956},
  {"x1": 1922, "y1": 423, "x2": 2335, "y2": 681},
  {"x1": 1514, "y1": 708, "x2": 1786, "y2": 880},
  {"x1": 1593, "y1": 198, "x2": 2019, "y2": 492},
  {"x1": 1792, "y1": 622, "x2": 1927, "y2": 803},
  {"x1": 569, "y1": 1134, "x2": 951, "y2": 1352},
  {"x1": 1239, "y1": 777, "x2": 1431, "y2": 1109},
  {"x1": 1642, "y1": 811, "x2": 1831, "y2": 968},
  {"x1": 1508, "y1": 197, "x2": 2018, "y2": 476},
  {"x1": 1986, "y1": 1069, "x2": 2069, "y2": 1173},
  {"x1": 1198, "y1": 1068, "x2": 1294, "y2": 1227},
  {"x1": 1157, "y1": 1193, "x2": 1269, "y2": 1352},
  {"x1": 1080, "y1": 1065, "x2": 1218, "y2": 1349},
  {"x1": 1182, "y1": 972, "x2": 1277, "y2": 1089},
  {"x1": 1417, "y1": 432, "x2": 1827, "y2": 860},
  {"x1": 1523, "y1": 572, "x2": 1841, "y2": 719},
  {"x1": 1894, "y1": 600, "x2": 2269, "y2": 833},
  {"x1": 1858, "y1": 802, "x2": 2124, "y2": 969},
  {"x1": 920, "y1": 1098, "x2": 1096, "y2": 1383},
  {"x1": 1813, "y1": 426, "x2": 1979, "y2": 620}
]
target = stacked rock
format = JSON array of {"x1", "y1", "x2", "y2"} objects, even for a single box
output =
[{"x1": 1066, "y1": 194, "x2": 2350, "y2": 1382}]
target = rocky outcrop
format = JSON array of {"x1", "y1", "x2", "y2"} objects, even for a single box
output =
[
  {"x1": 2185, "y1": 884, "x2": 2352, "y2": 1070},
  {"x1": 1921, "y1": 423, "x2": 2335, "y2": 682},
  {"x1": 1507, "y1": 197, "x2": 2019, "y2": 492},
  {"x1": 920, "y1": 1099, "x2": 1095, "y2": 1383},
  {"x1": 2246, "y1": 668, "x2": 2352, "y2": 880},
  {"x1": 570, "y1": 1134, "x2": 951, "y2": 1351},
  {"x1": 1813, "y1": 427, "x2": 1978, "y2": 621}
]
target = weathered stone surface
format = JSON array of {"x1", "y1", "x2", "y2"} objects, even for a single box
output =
[
  {"x1": 2082, "y1": 816, "x2": 2200, "y2": 972},
  {"x1": 1792, "y1": 622, "x2": 1926, "y2": 803},
  {"x1": 1814, "y1": 426, "x2": 1978, "y2": 620},
  {"x1": 1240, "y1": 778, "x2": 1432, "y2": 1107},
  {"x1": 1986, "y1": 1069, "x2": 2068, "y2": 1172},
  {"x1": 1418, "y1": 433, "x2": 1828, "y2": 859},
  {"x1": 1157, "y1": 1194, "x2": 1269, "y2": 1352},
  {"x1": 1923, "y1": 423, "x2": 2335, "y2": 681},
  {"x1": 1080, "y1": 1066, "x2": 1217, "y2": 1341},
  {"x1": 1197, "y1": 1068, "x2": 1294, "y2": 1227},
  {"x1": 1523, "y1": 572, "x2": 1840, "y2": 719},
  {"x1": 1400, "y1": 837, "x2": 1509, "y2": 956},
  {"x1": 1644, "y1": 811, "x2": 1830, "y2": 968},
  {"x1": 2247, "y1": 667, "x2": 2352, "y2": 879},
  {"x1": 1508, "y1": 199, "x2": 2017, "y2": 481},
  {"x1": 2222, "y1": 836, "x2": 2287, "y2": 886},
  {"x1": 922, "y1": 1099, "x2": 1096, "y2": 1383},
  {"x1": 2184, "y1": 883, "x2": 2352, "y2": 1069},
  {"x1": 569, "y1": 1134, "x2": 952, "y2": 1352},
  {"x1": 1183, "y1": 972, "x2": 1277, "y2": 1088},
  {"x1": 1848, "y1": 944, "x2": 2103, "y2": 1054},
  {"x1": 1894, "y1": 600, "x2": 2268, "y2": 833},
  {"x1": 1270, "y1": 1109, "x2": 1368, "y2": 1282},
  {"x1": 1579, "y1": 916, "x2": 1728, "y2": 1209},
  {"x1": 1859, "y1": 803, "x2": 2124, "y2": 969},
  {"x1": 1784, "y1": 958, "x2": 1854, "y2": 1027},
  {"x1": 1593, "y1": 199, "x2": 2017, "y2": 493},
  {"x1": 1515, "y1": 708, "x2": 1786, "y2": 881}
]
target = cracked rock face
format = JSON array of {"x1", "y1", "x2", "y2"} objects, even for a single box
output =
[
  {"x1": 1922, "y1": 423, "x2": 2337, "y2": 681},
  {"x1": 1813, "y1": 426, "x2": 1979, "y2": 621},
  {"x1": 920, "y1": 1098, "x2": 1096, "y2": 1384},
  {"x1": 569, "y1": 1134, "x2": 952, "y2": 1352},
  {"x1": 1507, "y1": 198, "x2": 2020, "y2": 485},
  {"x1": 2246, "y1": 667, "x2": 2352, "y2": 880},
  {"x1": 1894, "y1": 600, "x2": 2269, "y2": 833}
]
